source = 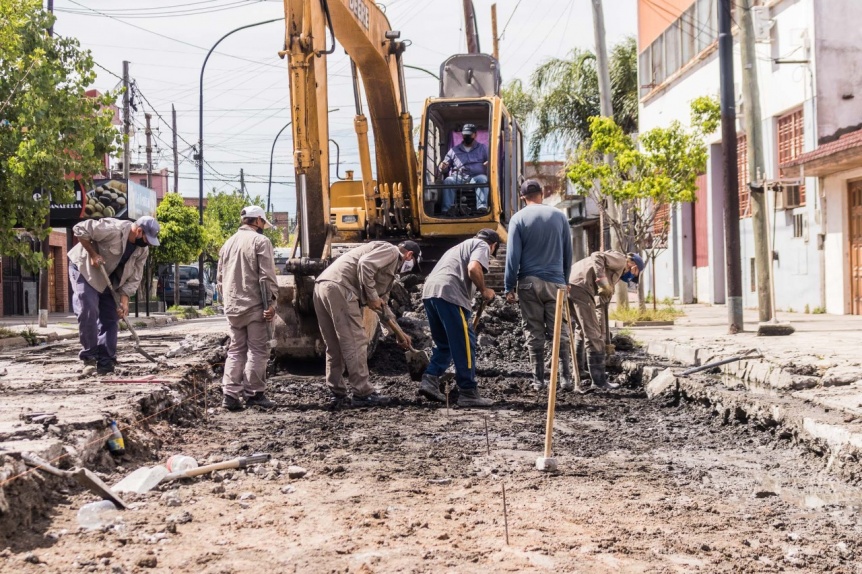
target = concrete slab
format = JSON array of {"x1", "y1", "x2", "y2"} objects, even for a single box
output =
[{"x1": 646, "y1": 368, "x2": 677, "y2": 399}]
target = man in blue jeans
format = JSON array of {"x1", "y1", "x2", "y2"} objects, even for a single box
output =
[
  {"x1": 439, "y1": 124, "x2": 490, "y2": 215},
  {"x1": 67, "y1": 216, "x2": 160, "y2": 375},
  {"x1": 419, "y1": 229, "x2": 499, "y2": 407}
]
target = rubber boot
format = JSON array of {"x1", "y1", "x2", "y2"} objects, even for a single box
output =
[
  {"x1": 558, "y1": 345, "x2": 574, "y2": 392},
  {"x1": 587, "y1": 352, "x2": 619, "y2": 390},
  {"x1": 575, "y1": 340, "x2": 590, "y2": 380},
  {"x1": 418, "y1": 373, "x2": 446, "y2": 403},
  {"x1": 529, "y1": 350, "x2": 546, "y2": 391},
  {"x1": 456, "y1": 387, "x2": 493, "y2": 407}
]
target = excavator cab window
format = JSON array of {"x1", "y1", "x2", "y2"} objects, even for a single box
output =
[{"x1": 422, "y1": 101, "x2": 493, "y2": 219}]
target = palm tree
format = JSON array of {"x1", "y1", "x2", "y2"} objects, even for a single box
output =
[{"x1": 501, "y1": 36, "x2": 639, "y2": 161}]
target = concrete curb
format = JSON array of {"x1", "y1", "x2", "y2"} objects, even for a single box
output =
[{"x1": 0, "y1": 337, "x2": 28, "y2": 351}]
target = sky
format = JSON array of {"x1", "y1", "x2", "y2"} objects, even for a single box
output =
[{"x1": 52, "y1": 0, "x2": 637, "y2": 216}]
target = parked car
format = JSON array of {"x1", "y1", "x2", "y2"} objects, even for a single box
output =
[{"x1": 157, "y1": 265, "x2": 214, "y2": 306}]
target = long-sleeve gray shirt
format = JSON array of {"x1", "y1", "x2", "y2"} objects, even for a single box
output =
[
  {"x1": 569, "y1": 250, "x2": 628, "y2": 296},
  {"x1": 315, "y1": 241, "x2": 401, "y2": 306},
  {"x1": 504, "y1": 204, "x2": 572, "y2": 292},
  {"x1": 67, "y1": 218, "x2": 148, "y2": 297},
  {"x1": 217, "y1": 225, "x2": 279, "y2": 318}
]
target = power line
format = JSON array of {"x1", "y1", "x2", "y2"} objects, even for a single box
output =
[
  {"x1": 499, "y1": 0, "x2": 524, "y2": 40},
  {"x1": 57, "y1": 0, "x2": 264, "y2": 19}
]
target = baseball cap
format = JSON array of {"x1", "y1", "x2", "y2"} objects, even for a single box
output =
[
  {"x1": 628, "y1": 253, "x2": 645, "y2": 272},
  {"x1": 398, "y1": 240, "x2": 423, "y2": 273},
  {"x1": 476, "y1": 228, "x2": 501, "y2": 245},
  {"x1": 519, "y1": 179, "x2": 542, "y2": 197},
  {"x1": 135, "y1": 216, "x2": 160, "y2": 247},
  {"x1": 461, "y1": 123, "x2": 478, "y2": 135},
  {"x1": 240, "y1": 205, "x2": 272, "y2": 228}
]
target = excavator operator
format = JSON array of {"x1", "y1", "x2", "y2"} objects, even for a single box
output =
[{"x1": 439, "y1": 124, "x2": 489, "y2": 216}]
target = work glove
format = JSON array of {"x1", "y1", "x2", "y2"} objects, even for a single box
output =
[{"x1": 596, "y1": 276, "x2": 613, "y2": 299}]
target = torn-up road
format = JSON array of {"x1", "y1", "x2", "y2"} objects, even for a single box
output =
[{"x1": 1, "y1": 301, "x2": 862, "y2": 573}]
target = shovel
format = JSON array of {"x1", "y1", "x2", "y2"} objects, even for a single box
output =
[
  {"x1": 97, "y1": 265, "x2": 158, "y2": 363},
  {"x1": 259, "y1": 278, "x2": 276, "y2": 349},
  {"x1": 472, "y1": 298, "x2": 487, "y2": 332},
  {"x1": 23, "y1": 452, "x2": 128, "y2": 509},
  {"x1": 161, "y1": 453, "x2": 271, "y2": 483},
  {"x1": 377, "y1": 309, "x2": 429, "y2": 381}
]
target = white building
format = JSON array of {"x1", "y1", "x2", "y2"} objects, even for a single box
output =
[{"x1": 637, "y1": 0, "x2": 862, "y2": 314}]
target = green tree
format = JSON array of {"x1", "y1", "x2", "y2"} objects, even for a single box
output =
[
  {"x1": 203, "y1": 189, "x2": 284, "y2": 259},
  {"x1": 153, "y1": 193, "x2": 205, "y2": 306},
  {"x1": 0, "y1": 0, "x2": 120, "y2": 271},
  {"x1": 567, "y1": 97, "x2": 720, "y2": 309},
  {"x1": 500, "y1": 36, "x2": 639, "y2": 162}
]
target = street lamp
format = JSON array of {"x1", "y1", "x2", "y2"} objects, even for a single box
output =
[
  {"x1": 197, "y1": 17, "x2": 283, "y2": 307},
  {"x1": 266, "y1": 108, "x2": 339, "y2": 216}
]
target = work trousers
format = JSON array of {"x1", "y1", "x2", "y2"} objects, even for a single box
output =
[
  {"x1": 517, "y1": 275, "x2": 570, "y2": 356},
  {"x1": 441, "y1": 174, "x2": 489, "y2": 212},
  {"x1": 69, "y1": 265, "x2": 118, "y2": 368},
  {"x1": 423, "y1": 297, "x2": 477, "y2": 390},
  {"x1": 568, "y1": 284, "x2": 605, "y2": 354},
  {"x1": 222, "y1": 310, "x2": 270, "y2": 399},
  {"x1": 312, "y1": 281, "x2": 374, "y2": 398}
]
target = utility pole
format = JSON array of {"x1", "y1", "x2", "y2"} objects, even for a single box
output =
[
  {"x1": 462, "y1": 0, "x2": 480, "y2": 54},
  {"x1": 591, "y1": 0, "x2": 625, "y2": 303},
  {"x1": 172, "y1": 105, "x2": 179, "y2": 193},
  {"x1": 491, "y1": 4, "x2": 499, "y2": 60},
  {"x1": 739, "y1": 0, "x2": 771, "y2": 322},
  {"x1": 145, "y1": 113, "x2": 153, "y2": 189},
  {"x1": 122, "y1": 61, "x2": 131, "y2": 181},
  {"x1": 240, "y1": 168, "x2": 246, "y2": 198},
  {"x1": 39, "y1": 0, "x2": 55, "y2": 328},
  {"x1": 718, "y1": 0, "x2": 744, "y2": 333}
]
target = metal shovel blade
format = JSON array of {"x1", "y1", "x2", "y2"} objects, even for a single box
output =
[
  {"x1": 72, "y1": 468, "x2": 128, "y2": 509},
  {"x1": 406, "y1": 348, "x2": 430, "y2": 382}
]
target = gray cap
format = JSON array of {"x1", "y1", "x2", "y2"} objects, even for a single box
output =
[
  {"x1": 519, "y1": 179, "x2": 543, "y2": 197},
  {"x1": 135, "y1": 216, "x2": 160, "y2": 246}
]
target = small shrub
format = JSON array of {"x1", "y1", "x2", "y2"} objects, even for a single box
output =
[
  {"x1": 200, "y1": 306, "x2": 217, "y2": 317},
  {"x1": 610, "y1": 303, "x2": 684, "y2": 324},
  {"x1": 804, "y1": 304, "x2": 810, "y2": 314},
  {"x1": 19, "y1": 327, "x2": 39, "y2": 346},
  {"x1": 134, "y1": 321, "x2": 147, "y2": 328},
  {"x1": 167, "y1": 305, "x2": 199, "y2": 319},
  {"x1": 812, "y1": 306, "x2": 826, "y2": 314},
  {"x1": 0, "y1": 326, "x2": 18, "y2": 339},
  {"x1": 119, "y1": 322, "x2": 128, "y2": 331}
]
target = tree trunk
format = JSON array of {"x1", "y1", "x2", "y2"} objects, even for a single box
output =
[{"x1": 173, "y1": 262, "x2": 180, "y2": 307}]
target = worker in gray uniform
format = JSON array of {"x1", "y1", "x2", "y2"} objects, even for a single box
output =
[
  {"x1": 313, "y1": 240, "x2": 420, "y2": 408},
  {"x1": 218, "y1": 206, "x2": 280, "y2": 411},
  {"x1": 568, "y1": 250, "x2": 644, "y2": 390}
]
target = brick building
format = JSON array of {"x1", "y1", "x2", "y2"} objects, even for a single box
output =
[{"x1": 0, "y1": 230, "x2": 70, "y2": 317}]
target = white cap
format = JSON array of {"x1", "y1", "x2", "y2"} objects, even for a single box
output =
[{"x1": 240, "y1": 205, "x2": 272, "y2": 229}]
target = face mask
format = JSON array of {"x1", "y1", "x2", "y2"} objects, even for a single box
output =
[
  {"x1": 135, "y1": 238, "x2": 148, "y2": 247},
  {"x1": 463, "y1": 136, "x2": 474, "y2": 145},
  {"x1": 621, "y1": 271, "x2": 634, "y2": 284},
  {"x1": 256, "y1": 226, "x2": 264, "y2": 235},
  {"x1": 399, "y1": 259, "x2": 414, "y2": 274}
]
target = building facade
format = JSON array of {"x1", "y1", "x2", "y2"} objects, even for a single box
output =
[{"x1": 637, "y1": 0, "x2": 862, "y2": 314}]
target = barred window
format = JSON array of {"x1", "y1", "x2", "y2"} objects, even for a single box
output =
[
  {"x1": 737, "y1": 135, "x2": 750, "y2": 218},
  {"x1": 777, "y1": 108, "x2": 805, "y2": 205}
]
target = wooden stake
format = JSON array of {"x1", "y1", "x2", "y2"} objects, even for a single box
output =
[
  {"x1": 542, "y1": 288, "x2": 566, "y2": 459},
  {"x1": 501, "y1": 481, "x2": 510, "y2": 545},
  {"x1": 484, "y1": 414, "x2": 491, "y2": 455}
]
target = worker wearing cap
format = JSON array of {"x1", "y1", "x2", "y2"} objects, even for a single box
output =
[
  {"x1": 217, "y1": 206, "x2": 279, "y2": 411},
  {"x1": 568, "y1": 251, "x2": 644, "y2": 391},
  {"x1": 504, "y1": 179, "x2": 574, "y2": 392},
  {"x1": 313, "y1": 240, "x2": 420, "y2": 408},
  {"x1": 419, "y1": 229, "x2": 500, "y2": 408},
  {"x1": 439, "y1": 123, "x2": 490, "y2": 215},
  {"x1": 68, "y1": 216, "x2": 160, "y2": 375}
]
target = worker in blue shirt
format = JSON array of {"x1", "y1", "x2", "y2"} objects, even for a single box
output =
[
  {"x1": 439, "y1": 124, "x2": 489, "y2": 215},
  {"x1": 504, "y1": 180, "x2": 574, "y2": 392}
]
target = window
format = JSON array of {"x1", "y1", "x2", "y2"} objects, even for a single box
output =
[
  {"x1": 681, "y1": 6, "x2": 697, "y2": 65},
  {"x1": 696, "y1": 0, "x2": 715, "y2": 53},
  {"x1": 639, "y1": 49, "x2": 652, "y2": 97},
  {"x1": 139, "y1": 178, "x2": 147, "y2": 186},
  {"x1": 737, "y1": 135, "x2": 750, "y2": 218},
  {"x1": 777, "y1": 108, "x2": 805, "y2": 205},
  {"x1": 792, "y1": 213, "x2": 804, "y2": 238},
  {"x1": 652, "y1": 34, "x2": 665, "y2": 85},
  {"x1": 665, "y1": 22, "x2": 681, "y2": 78}
]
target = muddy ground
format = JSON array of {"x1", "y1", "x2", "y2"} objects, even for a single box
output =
[{"x1": 3, "y1": 294, "x2": 862, "y2": 573}]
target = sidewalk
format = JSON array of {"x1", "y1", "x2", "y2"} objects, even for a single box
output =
[{"x1": 624, "y1": 304, "x2": 862, "y2": 467}]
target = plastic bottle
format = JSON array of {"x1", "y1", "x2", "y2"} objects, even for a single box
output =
[
  {"x1": 166, "y1": 455, "x2": 198, "y2": 473},
  {"x1": 77, "y1": 500, "x2": 121, "y2": 530},
  {"x1": 106, "y1": 421, "x2": 125, "y2": 456}
]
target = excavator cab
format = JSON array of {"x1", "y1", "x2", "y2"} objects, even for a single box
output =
[{"x1": 418, "y1": 54, "x2": 524, "y2": 239}]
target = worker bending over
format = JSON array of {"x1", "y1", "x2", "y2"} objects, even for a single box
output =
[
  {"x1": 313, "y1": 240, "x2": 420, "y2": 408},
  {"x1": 419, "y1": 229, "x2": 499, "y2": 408},
  {"x1": 218, "y1": 206, "x2": 280, "y2": 411},
  {"x1": 568, "y1": 250, "x2": 644, "y2": 391},
  {"x1": 503, "y1": 180, "x2": 574, "y2": 392},
  {"x1": 68, "y1": 216, "x2": 160, "y2": 376}
]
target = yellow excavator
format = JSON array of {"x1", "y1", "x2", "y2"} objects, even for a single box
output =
[{"x1": 273, "y1": 0, "x2": 525, "y2": 359}]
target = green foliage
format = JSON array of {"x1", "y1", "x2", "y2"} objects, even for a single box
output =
[
  {"x1": 812, "y1": 306, "x2": 826, "y2": 315},
  {"x1": 690, "y1": 95, "x2": 721, "y2": 135},
  {"x1": 500, "y1": 36, "x2": 638, "y2": 161},
  {"x1": 203, "y1": 189, "x2": 284, "y2": 258},
  {"x1": 567, "y1": 98, "x2": 718, "y2": 256},
  {"x1": 0, "y1": 0, "x2": 121, "y2": 272},
  {"x1": 152, "y1": 193, "x2": 205, "y2": 267},
  {"x1": 199, "y1": 306, "x2": 217, "y2": 317},
  {"x1": 610, "y1": 302, "x2": 684, "y2": 324},
  {"x1": 167, "y1": 305, "x2": 199, "y2": 319},
  {"x1": 133, "y1": 321, "x2": 146, "y2": 328},
  {"x1": 19, "y1": 326, "x2": 38, "y2": 345},
  {"x1": 0, "y1": 326, "x2": 18, "y2": 339}
]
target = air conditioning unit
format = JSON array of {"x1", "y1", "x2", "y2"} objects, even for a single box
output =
[
  {"x1": 752, "y1": 6, "x2": 774, "y2": 43},
  {"x1": 783, "y1": 184, "x2": 803, "y2": 209}
]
